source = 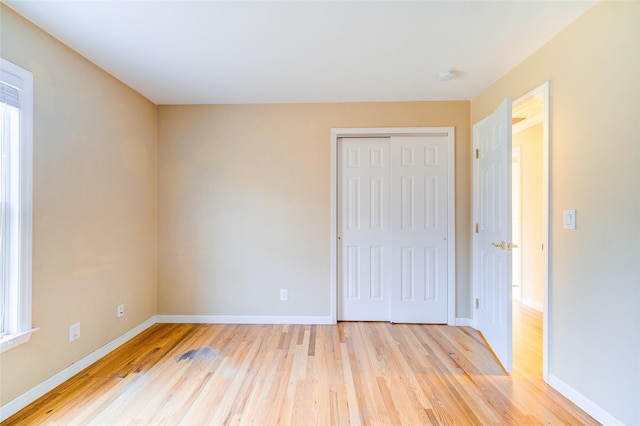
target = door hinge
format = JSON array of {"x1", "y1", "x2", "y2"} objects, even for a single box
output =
[
  {"x1": 475, "y1": 149, "x2": 479, "y2": 159},
  {"x1": 475, "y1": 298, "x2": 480, "y2": 309},
  {"x1": 475, "y1": 223, "x2": 479, "y2": 234}
]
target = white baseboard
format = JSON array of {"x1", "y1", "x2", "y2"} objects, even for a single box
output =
[
  {"x1": 548, "y1": 374, "x2": 623, "y2": 425},
  {"x1": 0, "y1": 317, "x2": 156, "y2": 422},
  {"x1": 155, "y1": 315, "x2": 334, "y2": 325},
  {"x1": 521, "y1": 298, "x2": 543, "y2": 312},
  {"x1": 455, "y1": 318, "x2": 471, "y2": 326}
]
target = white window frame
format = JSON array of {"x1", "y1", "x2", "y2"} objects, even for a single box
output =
[{"x1": 0, "y1": 58, "x2": 36, "y2": 353}]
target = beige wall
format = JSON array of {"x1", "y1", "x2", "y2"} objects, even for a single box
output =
[
  {"x1": 157, "y1": 102, "x2": 471, "y2": 319},
  {"x1": 513, "y1": 123, "x2": 543, "y2": 306},
  {"x1": 471, "y1": 2, "x2": 640, "y2": 424},
  {"x1": 0, "y1": 6, "x2": 157, "y2": 405}
]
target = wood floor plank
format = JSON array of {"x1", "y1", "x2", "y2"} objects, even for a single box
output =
[{"x1": 3, "y1": 303, "x2": 599, "y2": 425}]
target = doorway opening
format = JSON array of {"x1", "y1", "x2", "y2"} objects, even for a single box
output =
[
  {"x1": 471, "y1": 82, "x2": 549, "y2": 379},
  {"x1": 511, "y1": 82, "x2": 549, "y2": 381}
]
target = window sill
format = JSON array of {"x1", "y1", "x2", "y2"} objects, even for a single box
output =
[{"x1": 0, "y1": 328, "x2": 38, "y2": 353}]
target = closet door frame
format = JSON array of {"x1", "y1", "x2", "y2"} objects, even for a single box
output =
[{"x1": 331, "y1": 127, "x2": 456, "y2": 325}]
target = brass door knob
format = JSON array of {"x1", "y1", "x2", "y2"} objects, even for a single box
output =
[{"x1": 491, "y1": 241, "x2": 506, "y2": 250}]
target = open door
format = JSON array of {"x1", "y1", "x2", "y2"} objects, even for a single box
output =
[{"x1": 472, "y1": 98, "x2": 513, "y2": 373}]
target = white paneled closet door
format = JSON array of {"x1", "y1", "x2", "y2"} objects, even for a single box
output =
[
  {"x1": 338, "y1": 135, "x2": 449, "y2": 324},
  {"x1": 338, "y1": 138, "x2": 391, "y2": 321},
  {"x1": 389, "y1": 136, "x2": 449, "y2": 324}
]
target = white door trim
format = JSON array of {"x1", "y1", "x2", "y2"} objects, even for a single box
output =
[
  {"x1": 471, "y1": 81, "x2": 550, "y2": 382},
  {"x1": 331, "y1": 127, "x2": 456, "y2": 325}
]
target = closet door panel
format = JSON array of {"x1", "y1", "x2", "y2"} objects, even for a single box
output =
[
  {"x1": 338, "y1": 138, "x2": 391, "y2": 321},
  {"x1": 390, "y1": 136, "x2": 448, "y2": 323}
]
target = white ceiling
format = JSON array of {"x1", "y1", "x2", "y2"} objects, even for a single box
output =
[{"x1": 3, "y1": 0, "x2": 596, "y2": 105}]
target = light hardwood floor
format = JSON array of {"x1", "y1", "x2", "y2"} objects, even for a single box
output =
[{"x1": 4, "y1": 303, "x2": 597, "y2": 425}]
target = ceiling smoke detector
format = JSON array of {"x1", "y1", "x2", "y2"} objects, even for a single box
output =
[{"x1": 438, "y1": 70, "x2": 457, "y2": 81}]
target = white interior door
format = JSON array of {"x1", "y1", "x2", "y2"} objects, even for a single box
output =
[
  {"x1": 338, "y1": 134, "x2": 448, "y2": 324},
  {"x1": 338, "y1": 138, "x2": 391, "y2": 321},
  {"x1": 473, "y1": 98, "x2": 513, "y2": 372},
  {"x1": 389, "y1": 136, "x2": 448, "y2": 323}
]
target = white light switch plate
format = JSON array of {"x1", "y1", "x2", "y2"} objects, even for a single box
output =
[{"x1": 563, "y1": 210, "x2": 576, "y2": 230}]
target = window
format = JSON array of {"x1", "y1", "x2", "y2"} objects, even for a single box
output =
[{"x1": 0, "y1": 58, "x2": 35, "y2": 352}]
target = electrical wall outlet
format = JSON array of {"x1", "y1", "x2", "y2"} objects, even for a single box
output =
[
  {"x1": 117, "y1": 304, "x2": 124, "y2": 318},
  {"x1": 280, "y1": 289, "x2": 288, "y2": 301},
  {"x1": 69, "y1": 322, "x2": 80, "y2": 342}
]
